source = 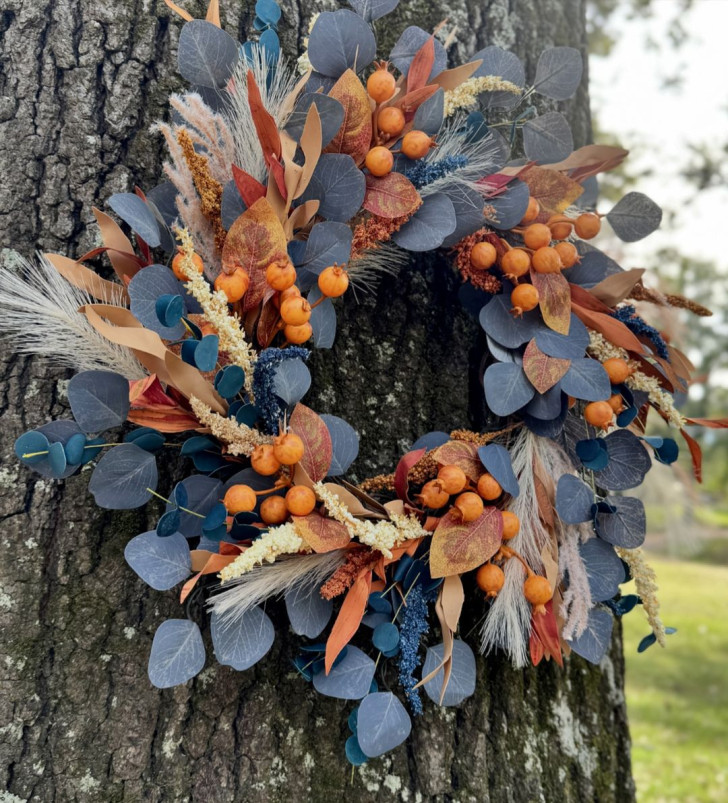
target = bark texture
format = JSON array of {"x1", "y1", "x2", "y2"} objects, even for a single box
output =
[{"x1": 0, "y1": 1, "x2": 634, "y2": 801}]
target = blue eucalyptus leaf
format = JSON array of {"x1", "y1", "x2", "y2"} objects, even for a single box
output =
[
  {"x1": 214, "y1": 365, "x2": 246, "y2": 399},
  {"x1": 477, "y1": 443, "x2": 519, "y2": 496},
  {"x1": 128, "y1": 265, "x2": 186, "y2": 340},
  {"x1": 68, "y1": 370, "x2": 131, "y2": 434},
  {"x1": 156, "y1": 508, "x2": 181, "y2": 538},
  {"x1": 48, "y1": 441, "x2": 68, "y2": 477},
  {"x1": 595, "y1": 496, "x2": 646, "y2": 549},
  {"x1": 14, "y1": 430, "x2": 50, "y2": 466},
  {"x1": 107, "y1": 193, "x2": 161, "y2": 247},
  {"x1": 285, "y1": 584, "x2": 333, "y2": 638},
  {"x1": 560, "y1": 359, "x2": 611, "y2": 402},
  {"x1": 579, "y1": 538, "x2": 626, "y2": 602},
  {"x1": 345, "y1": 735, "x2": 368, "y2": 766},
  {"x1": 125, "y1": 530, "x2": 190, "y2": 590},
  {"x1": 594, "y1": 429, "x2": 652, "y2": 491},
  {"x1": 555, "y1": 474, "x2": 594, "y2": 524},
  {"x1": 567, "y1": 607, "x2": 613, "y2": 663},
  {"x1": 88, "y1": 443, "x2": 157, "y2": 509},
  {"x1": 64, "y1": 432, "x2": 87, "y2": 466},
  {"x1": 484, "y1": 362, "x2": 535, "y2": 416},
  {"x1": 390, "y1": 26, "x2": 446, "y2": 79},
  {"x1": 210, "y1": 607, "x2": 275, "y2": 670},
  {"x1": 307, "y1": 10, "x2": 376, "y2": 78},
  {"x1": 320, "y1": 414, "x2": 359, "y2": 475},
  {"x1": 148, "y1": 619, "x2": 205, "y2": 688},
  {"x1": 372, "y1": 622, "x2": 399, "y2": 653},
  {"x1": 312, "y1": 645, "x2": 375, "y2": 700},
  {"x1": 421, "y1": 640, "x2": 476, "y2": 706},
  {"x1": 178, "y1": 19, "x2": 239, "y2": 89},
  {"x1": 194, "y1": 335, "x2": 219, "y2": 372}
]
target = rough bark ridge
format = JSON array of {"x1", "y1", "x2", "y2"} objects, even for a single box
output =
[{"x1": 0, "y1": 1, "x2": 634, "y2": 801}]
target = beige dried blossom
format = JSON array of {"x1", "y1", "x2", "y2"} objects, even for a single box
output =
[
  {"x1": 587, "y1": 331, "x2": 686, "y2": 427},
  {"x1": 175, "y1": 227, "x2": 258, "y2": 394},
  {"x1": 444, "y1": 76, "x2": 521, "y2": 117},
  {"x1": 616, "y1": 547, "x2": 666, "y2": 646},
  {"x1": 190, "y1": 396, "x2": 272, "y2": 456},
  {"x1": 220, "y1": 523, "x2": 307, "y2": 582}
]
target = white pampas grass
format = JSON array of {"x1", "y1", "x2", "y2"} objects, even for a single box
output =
[
  {"x1": 559, "y1": 522, "x2": 593, "y2": 640},
  {"x1": 209, "y1": 549, "x2": 345, "y2": 624},
  {"x1": 348, "y1": 242, "x2": 410, "y2": 294},
  {"x1": 0, "y1": 253, "x2": 145, "y2": 378},
  {"x1": 225, "y1": 49, "x2": 299, "y2": 182}
]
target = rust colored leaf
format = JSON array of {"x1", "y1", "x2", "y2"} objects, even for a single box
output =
[
  {"x1": 44, "y1": 252, "x2": 129, "y2": 305},
  {"x1": 292, "y1": 512, "x2": 351, "y2": 553},
  {"x1": 666, "y1": 346, "x2": 695, "y2": 382},
  {"x1": 246, "y1": 69, "x2": 283, "y2": 183},
  {"x1": 256, "y1": 296, "x2": 280, "y2": 348},
  {"x1": 92, "y1": 208, "x2": 142, "y2": 283},
  {"x1": 407, "y1": 36, "x2": 436, "y2": 93},
  {"x1": 590, "y1": 268, "x2": 645, "y2": 307},
  {"x1": 568, "y1": 282, "x2": 612, "y2": 313},
  {"x1": 128, "y1": 375, "x2": 202, "y2": 432},
  {"x1": 530, "y1": 270, "x2": 571, "y2": 335},
  {"x1": 532, "y1": 453, "x2": 555, "y2": 529},
  {"x1": 289, "y1": 403, "x2": 333, "y2": 482},
  {"x1": 430, "y1": 60, "x2": 482, "y2": 91},
  {"x1": 432, "y1": 441, "x2": 482, "y2": 482},
  {"x1": 686, "y1": 417, "x2": 728, "y2": 429},
  {"x1": 221, "y1": 197, "x2": 288, "y2": 311},
  {"x1": 181, "y1": 552, "x2": 237, "y2": 603},
  {"x1": 571, "y1": 302, "x2": 646, "y2": 354},
  {"x1": 363, "y1": 173, "x2": 421, "y2": 219},
  {"x1": 529, "y1": 600, "x2": 563, "y2": 667},
  {"x1": 394, "y1": 448, "x2": 426, "y2": 502},
  {"x1": 395, "y1": 84, "x2": 439, "y2": 115},
  {"x1": 517, "y1": 165, "x2": 583, "y2": 216},
  {"x1": 325, "y1": 69, "x2": 373, "y2": 166},
  {"x1": 542, "y1": 144, "x2": 629, "y2": 183},
  {"x1": 680, "y1": 428, "x2": 702, "y2": 483},
  {"x1": 429, "y1": 506, "x2": 503, "y2": 578},
  {"x1": 523, "y1": 338, "x2": 570, "y2": 393},
  {"x1": 325, "y1": 570, "x2": 371, "y2": 672},
  {"x1": 231, "y1": 164, "x2": 267, "y2": 208}
]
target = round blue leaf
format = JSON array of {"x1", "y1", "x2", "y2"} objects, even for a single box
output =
[
  {"x1": 308, "y1": 10, "x2": 376, "y2": 78},
  {"x1": 595, "y1": 496, "x2": 646, "y2": 548},
  {"x1": 124, "y1": 530, "x2": 191, "y2": 590},
  {"x1": 156, "y1": 509, "x2": 180, "y2": 538},
  {"x1": 48, "y1": 441, "x2": 68, "y2": 477},
  {"x1": 372, "y1": 622, "x2": 399, "y2": 653},
  {"x1": 156, "y1": 293, "x2": 185, "y2": 328},
  {"x1": 594, "y1": 429, "x2": 652, "y2": 491},
  {"x1": 567, "y1": 607, "x2": 613, "y2": 664},
  {"x1": 128, "y1": 264, "x2": 186, "y2": 339},
  {"x1": 88, "y1": 443, "x2": 158, "y2": 509},
  {"x1": 555, "y1": 474, "x2": 594, "y2": 524},
  {"x1": 14, "y1": 430, "x2": 50, "y2": 466},
  {"x1": 285, "y1": 584, "x2": 333, "y2": 638},
  {"x1": 356, "y1": 692, "x2": 412, "y2": 758},
  {"x1": 210, "y1": 607, "x2": 275, "y2": 671},
  {"x1": 477, "y1": 443, "x2": 519, "y2": 497},
  {"x1": 392, "y1": 193, "x2": 456, "y2": 251},
  {"x1": 214, "y1": 365, "x2": 245, "y2": 399},
  {"x1": 421, "y1": 639, "x2": 476, "y2": 706},
  {"x1": 194, "y1": 334, "x2": 219, "y2": 372},
  {"x1": 68, "y1": 370, "x2": 131, "y2": 434},
  {"x1": 177, "y1": 19, "x2": 239, "y2": 89},
  {"x1": 390, "y1": 26, "x2": 446, "y2": 80},
  {"x1": 148, "y1": 619, "x2": 205, "y2": 688},
  {"x1": 64, "y1": 432, "x2": 87, "y2": 466},
  {"x1": 484, "y1": 362, "x2": 535, "y2": 416},
  {"x1": 560, "y1": 359, "x2": 611, "y2": 402},
  {"x1": 345, "y1": 735, "x2": 368, "y2": 766},
  {"x1": 312, "y1": 645, "x2": 375, "y2": 700},
  {"x1": 579, "y1": 538, "x2": 626, "y2": 602},
  {"x1": 320, "y1": 414, "x2": 359, "y2": 476}
]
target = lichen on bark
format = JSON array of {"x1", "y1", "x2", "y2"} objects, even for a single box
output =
[{"x1": 0, "y1": 1, "x2": 633, "y2": 800}]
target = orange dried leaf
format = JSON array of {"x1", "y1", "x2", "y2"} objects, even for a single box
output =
[
  {"x1": 571, "y1": 302, "x2": 646, "y2": 354},
  {"x1": 680, "y1": 428, "x2": 702, "y2": 483},
  {"x1": 518, "y1": 165, "x2": 584, "y2": 215},
  {"x1": 590, "y1": 268, "x2": 645, "y2": 308},
  {"x1": 542, "y1": 144, "x2": 629, "y2": 183},
  {"x1": 325, "y1": 570, "x2": 371, "y2": 672},
  {"x1": 523, "y1": 338, "x2": 570, "y2": 393},
  {"x1": 363, "y1": 173, "x2": 421, "y2": 219},
  {"x1": 44, "y1": 252, "x2": 129, "y2": 305},
  {"x1": 92, "y1": 208, "x2": 142, "y2": 283},
  {"x1": 432, "y1": 441, "x2": 482, "y2": 482},
  {"x1": 231, "y1": 164, "x2": 267, "y2": 208},
  {"x1": 530, "y1": 270, "x2": 571, "y2": 335},
  {"x1": 407, "y1": 36, "x2": 435, "y2": 93},
  {"x1": 325, "y1": 69, "x2": 373, "y2": 166},
  {"x1": 292, "y1": 512, "x2": 351, "y2": 553},
  {"x1": 289, "y1": 403, "x2": 333, "y2": 481},
  {"x1": 429, "y1": 506, "x2": 503, "y2": 578}
]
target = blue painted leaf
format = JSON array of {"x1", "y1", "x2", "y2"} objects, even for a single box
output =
[
  {"x1": 421, "y1": 639, "x2": 477, "y2": 706},
  {"x1": 308, "y1": 287, "x2": 337, "y2": 349},
  {"x1": 312, "y1": 645, "x2": 375, "y2": 700},
  {"x1": 485, "y1": 180, "x2": 530, "y2": 230},
  {"x1": 285, "y1": 93, "x2": 345, "y2": 148},
  {"x1": 202, "y1": 502, "x2": 227, "y2": 534},
  {"x1": 575, "y1": 438, "x2": 609, "y2": 471},
  {"x1": 255, "y1": 0, "x2": 282, "y2": 27},
  {"x1": 566, "y1": 244, "x2": 621, "y2": 287},
  {"x1": 368, "y1": 591, "x2": 392, "y2": 614},
  {"x1": 480, "y1": 293, "x2": 541, "y2": 348},
  {"x1": 167, "y1": 476, "x2": 223, "y2": 537},
  {"x1": 345, "y1": 735, "x2": 368, "y2": 765},
  {"x1": 285, "y1": 584, "x2": 333, "y2": 638},
  {"x1": 124, "y1": 530, "x2": 191, "y2": 590},
  {"x1": 372, "y1": 623, "x2": 399, "y2": 653},
  {"x1": 307, "y1": 10, "x2": 376, "y2": 78},
  {"x1": 390, "y1": 26, "x2": 446, "y2": 80},
  {"x1": 173, "y1": 481, "x2": 188, "y2": 508},
  {"x1": 320, "y1": 414, "x2": 359, "y2": 476},
  {"x1": 67, "y1": 370, "x2": 130, "y2": 434},
  {"x1": 478, "y1": 444, "x2": 519, "y2": 497},
  {"x1": 305, "y1": 154, "x2": 366, "y2": 222},
  {"x1": 347, "y1": 0, "x2": 399, "y2": 23},
  {"x1": 534, "y1": 314, "x2": 589, "y2": 358},
  {"x1": 356, "y1": 692, "x2": 411, "y2": 758},
  {"x1": 410, "y1": 431, "x2": 450, "y2": 452},
  {"x1": 302, "y1": 221, "x2": 353, "y2": 275},
  {"x1": 533, "y1": 46, "x2": 583, "y2": 100},
  {"x1": 611, "y1": 594, "x2": 640, "y2": 616},
  {"x1": 148, "y1": 619, "x2": 205, "y2": 688},
  {"x1": 440, "y1": 185, "x2": 487, "y2": 247},
  {"x1": 392, "y1": 192, "x2": 456, "y2": 251},
  {"x1": 579, "y1": 537, "x2": 626, "y2": 602},
  {"x1": 273, "y1": 358, "x2": 311, "y2": 405},
  {"x1": 210, "y1": 607, "x2": 275, "y2": 670},
  {"x1": 88, "y1": 443, "x2": 157, "y2": 509},
  {"x1": 64, "y1": 432, "x2": 87, "y2": 465},
  {"x1": 221, "y1": 179, "x2": 246, "y2": 229},
  {"x1": 128, "y1": 264, "x2": 186, "y2": 339},
  {"x1": 594, "y1": 429, "x2": 652, "y2": 491},
  {"x1": 555, "y1": 474, "x2": 594, "y2": 524},
  {"x1": 567, "y1": 607, "x2": 613, "y2": 664},
  {"x1": 214, "y1": 365, "x2": 245, "y2": 399},
  {"x1": 525, "y1": 383, "x2": 564, "y2": 420},
  {"x1": 560, "y1": 359, "x2": 611, "y2": 402},
  {"x1": 180, "y1": 339, "x2": 198, "y2": 365},
  {"x1": 653, "y1": 437, "x2": 679, "y2": 465},
  {"x1": 194, "y1": 335, "x2": 219, "y2": 372},
  {"x1": 523, "y1": 112, "x2": 573, "y2": 163},
  {"x1": 48, "y1": 441, "x2": 67, "y2": 476},
  {"x1": 177, "y1": 19, "x2": 239, "y2": 89},
  {"x1": 107, "y1": 193, "x2": 161, "y2": 247},
  {"x1": 156, "y1": 509, "x2": 180, "y2": 538},
  {"x1": 412, "y1": 88, "x2": 444, "y2": 135},
  {"x1": 637, "y1": 632, "x2": 657, "y2": 653},
  {"x1": 14, "y1": 430, "x2": 50, "y2": 466},
  {"x1": 606, "y1": 192, "x2": 662, "y2": 243},
  {"x1": 595, "y1": 496, "x2": 646, "y2": 548},
  {"x1": 484, "y1": 362, "x2": 535, "y2": 416}
]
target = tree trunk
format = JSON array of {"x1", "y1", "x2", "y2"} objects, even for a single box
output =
[{"x1": 0, "y1": 1, "x2": 634, "y2": 800}]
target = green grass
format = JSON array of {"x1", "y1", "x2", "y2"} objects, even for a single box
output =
[{"x1": 623, "y1": 557, "x2": 728, "y2": 802}]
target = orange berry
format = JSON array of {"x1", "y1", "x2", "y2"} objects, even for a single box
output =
[
  {"x1": 274, "y1": 284, "x2": 301, "y2": 309},
  {"x1": 602, "y1": 357, "x2": 631, "y2": 385},
  {"x1": 470, "y1": 242, "x2": 497, "y2": 270},
  {"x1": 574, "y1": 212, "x2": 601, "y2": 239},
  {"x1": 554, "y1": 241, "x2": 579, "y2": 268},
  {"x1": 318, "y1": 265, "x2": 349, "y2": 298},
  {"x1": 500, "y1": 248, "x2": 531, "y2": 278},
  {"x1": 510, "y1": 284, "x2": 540, "y2": 315},
  {"x1": 523, "y1": 575, "x2": 552, "y2": 615},
  {"x1": 548, "y1": 215, "x2": 573, "y2": 240},
  {"x1": 284, "y1": 322, "x2": 313, "y2": 344},
  {"x1": 172, "y1": 251, "x2": 203, "y2": 280},
  {"x1": 280, "y1": 296, "x2": 312, "y2": 326},
  {"x1": 260, "y1": 495, "x2": 288, "y2": 525},
  {"x1": 378, "y1": 106, "x2": 405, "y2": 137},
  {"x1": 531, "y1": 246, "x2": 563, "y2": 274},
  {"x1": 285, "y1": 485, "x2": 317, "y2": 517},
  {"x1": 584, "y1": 400, "x2": 614, "y2": 430},
  {"x1": 367, "y1": 67, "x2": 396, "y2": 103},
  {"x1": 607, "y1": 393, "x2": 625, "y2": 414},
  {"x1": 418, "y1": 480, "x2": 450, "y2": 509},
  {"x1": 365, "y1": 146, "x2": 394, "y2": 177},
  {"x1": 477, "y1": 472, "x2": 502, "y2": 501},
  {"x1": 266, "y1": 260, "x2": 297, "y2": 292},
  {"x1": 437, "y1": 465, "x2": 467, "y2": 495},
  {"x1": 273, "y1": 432, "x2": 305, "y2": 466},
  {"x1": 523, "y1": 223, "x2": 552, "y2": 250},
  {"x1": 214, "y1": 269, "x2": 249, "y2": 302},
  {"x1": 401, "y1": 130, "x2": 434, "y2": 160},
  {"x1": 519, "y1": 197, "x2": 540, "y2": 225},
  {"x1": 223, "y1": 484, "x2": 257, "y2": 514},
  {"x1": 251, "y1": 444, "x2": 281, "y2": 477},
  {"x1": 454, "y1": 492, "x2": 484, "y2": 523},
  {"x1": 476, "y1": 563, "x2": 505, "y2": 597},
  {"x1": 501, "y1": 510, "x2": 520, "y2": 540}
]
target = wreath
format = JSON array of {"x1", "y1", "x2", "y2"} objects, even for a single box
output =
[{"x1": 2, "y1": 0, "x2": 722, "y2": 765}]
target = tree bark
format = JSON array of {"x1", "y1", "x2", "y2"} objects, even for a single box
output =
[{"x1": 0, "y1": 1, "x2": 634, "y2": 801}]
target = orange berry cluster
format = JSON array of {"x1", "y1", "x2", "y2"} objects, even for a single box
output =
[
  {"x1": 583, "y1": 358, "x2": 633, "y2": 430},
  {"x1": 475, "y1": 554, "x2": 553, "y2": 615}
]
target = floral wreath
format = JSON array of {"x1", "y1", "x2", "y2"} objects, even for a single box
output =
[{"x1": 2, "y1": 0, "x2": 722, "y2": 766}]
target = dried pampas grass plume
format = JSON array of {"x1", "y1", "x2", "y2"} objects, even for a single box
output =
[{"x1": 0, "y1": 252, "x2": 144, "y2": 379}]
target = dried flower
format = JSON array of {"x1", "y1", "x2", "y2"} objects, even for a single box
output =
[
  {"x1": 252, "y1": 346, "x2": 310, "y2": 435},
  {"x1": 452, "y1": 229, "x2": 502, "y2": 294},
  {"x1": 190, "y1": 396, "x2": 272, "y2": 456},
  {"x1": 397, "y1": 584, "x2": 431, "y2": 715},
  {"x1": 219, "y1": 523, "x2": 308, "y2": 582},
  {"x1": 350, "y1": 212, "x2": 417, "y2": 260},
  {"x1": 629, "y1": 283, "x2": 713, "y2": 317},
  {"x1": 444, "y1": 76, "x2": 521, "y2": 117},
  {"x1": 610, "y1": 304, "x2": 669, "y2": 359},
  {"x1": 616, "y1": 547, "x2": 666, "y2": 646},
  {"x1": 320, "y1": 549, "x2": 381, "y2": 600}
]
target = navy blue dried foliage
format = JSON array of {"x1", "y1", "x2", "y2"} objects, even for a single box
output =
[
  {"x1": 405, "y1": 155, "x2": 468, "y2": 189},
  {"x1": 396, "y1": 584, "x2": 431, "y2": 715},
  {"x1": 610, "y1": 305, "x2": 669, "y2": 359},
  {"x1": 252, "y1": 347, "x2": 310, "y2": 434}
]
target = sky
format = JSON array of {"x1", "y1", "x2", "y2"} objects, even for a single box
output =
[{"x1": 589, "y1": 0, "x2": 728, "y2": 273}]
